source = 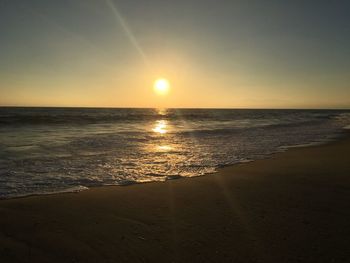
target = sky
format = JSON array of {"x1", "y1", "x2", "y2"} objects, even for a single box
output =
[{"x1": 0, "y1": 0, "x2": 350, "y2": 108}]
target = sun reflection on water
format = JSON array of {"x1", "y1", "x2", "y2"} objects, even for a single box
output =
[
  {"x1": 157, "y1": 108, "x2": 167, "y2": 116},
  {"x1": 153, "y1": 120, "x2": 168, "y2": 134},
  {"x1": 157, "y1": 145, "x2": 173, "y2": 151}
]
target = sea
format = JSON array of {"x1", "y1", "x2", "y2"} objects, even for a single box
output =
[{"x1": 0, "y1": 108, "x2": 350, "y2": 199}]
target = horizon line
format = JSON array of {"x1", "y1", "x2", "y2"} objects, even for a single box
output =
[{"x1": 0, "y1": 105, "x2": 349, "y2": 110}]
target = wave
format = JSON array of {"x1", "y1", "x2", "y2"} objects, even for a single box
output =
[{"x1": 0, "y1": 108, "x2": 347, "y2": 126}]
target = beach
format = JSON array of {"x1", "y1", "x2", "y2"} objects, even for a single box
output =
[
  {"x1": 1, "y1": 134, "x2": 350, "y2": 262},
  {"x1": 2, "y1": 0, "x2": 350, "y2": 262}
]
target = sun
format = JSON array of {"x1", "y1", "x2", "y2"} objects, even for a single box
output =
[{"x1": 154, "y1": 78, "x2": 170, "y2": 95}]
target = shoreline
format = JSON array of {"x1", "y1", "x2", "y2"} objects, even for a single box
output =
[
  {"x1": 1, "y1": 130, "x2": 348, "y2": 201},
  {"x1": 1, "y1": 132, "x2": 350, "y2": 262}
]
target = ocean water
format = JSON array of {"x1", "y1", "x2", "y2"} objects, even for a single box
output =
[{"x1": 0, "y1": 108, "x2": 349, "y2": 198}]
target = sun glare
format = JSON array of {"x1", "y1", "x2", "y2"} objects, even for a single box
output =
[
  {"x1": 152, "y1": 120, "x2": 168, "y2": 134},
  {"x1": 154, "y1": 78, "x2": 170, "y2": 95}
]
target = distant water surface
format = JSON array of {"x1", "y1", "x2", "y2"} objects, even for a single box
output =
[{"x1": 0, "y1": 108, "x2": 349, "y2": 198}]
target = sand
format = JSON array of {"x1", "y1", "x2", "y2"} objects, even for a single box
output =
[{"x1": 0, "y1": 134, "x2": 350, "y2": 263}]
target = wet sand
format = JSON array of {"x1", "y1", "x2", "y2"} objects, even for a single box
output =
[{"x1": 1, "y1": 134, "x2": 350, "y2": 262}]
